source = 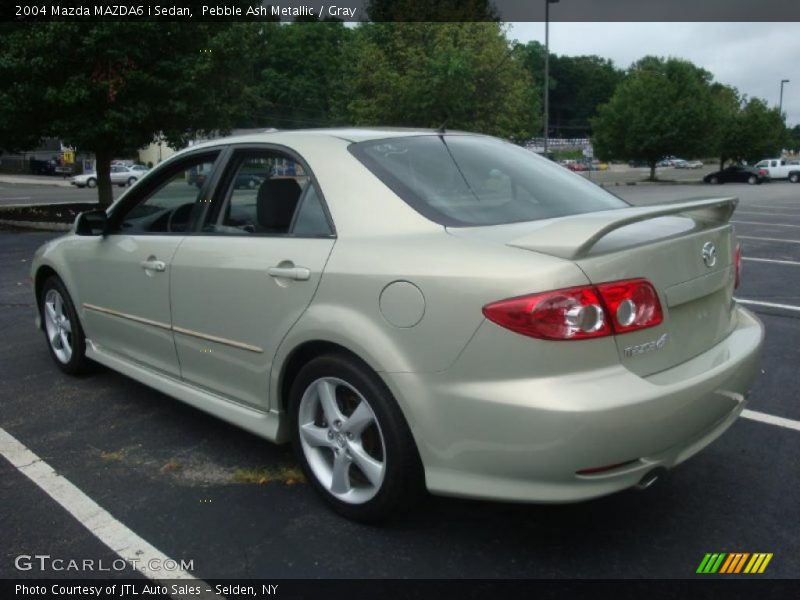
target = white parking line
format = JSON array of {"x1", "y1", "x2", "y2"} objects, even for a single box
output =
[
  {"x1": 741, "y1": 409, "x2": 800, "y2": 432},
  {"x1": 736, "y1": 298, "x2": 800, "y2": 312},
  {"x1": 0, "y1": 427, "x2": 218, "y2": 598},
  {"x1": 747, "y1": 205, "x2": 800, "y2": 210},
  {"x1": 736, "y1": 211, "x2": 800, "y2": 218},
  {"x1": 742, "y1": 257, "x2": 800, "y2": 266},
  {"x1": 733, "y1": 220, "x2": 800, "y2": 229},
  {"x1": 738, "y1": 235, "x2": 800, "y2": 245}
]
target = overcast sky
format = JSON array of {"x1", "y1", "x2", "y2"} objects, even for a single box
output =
[{"x1": 508, "y1": 22, "x2": 799, "y2": 127}]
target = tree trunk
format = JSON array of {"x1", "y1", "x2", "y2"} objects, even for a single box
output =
[
  {"x1": 649, "y1": 161, "x2": 657, "y2": 182},
  {"x1": 95, "y1": 149, "x2": 113, "y2": 208}
]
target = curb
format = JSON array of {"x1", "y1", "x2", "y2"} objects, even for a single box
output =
[
  {"x1": 0, "y1": 177, "x2": 73, "y2": 188},
  {"x1": 0, "y1": 219, "x2": 71, "y2": 232}
]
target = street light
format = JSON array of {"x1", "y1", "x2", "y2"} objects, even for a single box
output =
[
  {"x1": 779, "y1": 79, "x2": 790, "y2": 118},
  {"x1": 543, "y1": 0, "x2": 559, "y2": 157}
]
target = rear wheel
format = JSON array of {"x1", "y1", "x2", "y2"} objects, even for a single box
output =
[
  {"x1": 127, "y1": 177, "x2": 137, "y2": 186},
  {"x1": 289, "y1": 354, "x2": 424, "y2": 522},
  {"x1": 709, "y1": 176, "x2": 719, "y2": 184},
  {"x1": 747, "y1": 175, "x2": 757, "y2": 185},
  {"x1": 41, "y1": 276, "x2": 92, "y2": 375},
  {"x1": 790, "y1": 173, "x2": 799, "y2": 183},
  {"x1": 86, "y1": 178, "x2": 97, "y2": 188}
]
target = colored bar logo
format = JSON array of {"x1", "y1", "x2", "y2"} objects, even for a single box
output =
[{"x1": 696, "y1": 553, "x2": 773, "y2": 574}]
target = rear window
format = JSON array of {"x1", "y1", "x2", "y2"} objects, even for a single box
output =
[{"x1": 349, "y1": 135, "x2": 628, "y2": 227}]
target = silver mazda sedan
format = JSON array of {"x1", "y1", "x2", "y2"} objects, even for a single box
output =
[{"x1": 32, "y1": 129, "x2": 764, "y2": 521}]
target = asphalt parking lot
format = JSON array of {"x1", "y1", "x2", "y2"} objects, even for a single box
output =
[{"x1": 1, "y1": 182, "x2": 799, "y2": 582}]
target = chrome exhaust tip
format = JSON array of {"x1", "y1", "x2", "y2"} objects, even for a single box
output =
[{"x1": 636, "y1": 467, "x2": 667, "y2": 491}]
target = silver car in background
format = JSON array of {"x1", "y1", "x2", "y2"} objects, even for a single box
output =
[
  {"x1": 71, "y1": 165, "x2": 148, "y2": 188},
  {"x1": 32, "y1": 129, "x2": 763, "y2": 521}
]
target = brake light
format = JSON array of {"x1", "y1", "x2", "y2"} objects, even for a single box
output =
[
  {"x1": 482, "y1": 279, "x2": 663, "y2": 341},
  {"x1": 734, "y1": 242, "x2": 742, "y2": 289},
  {"x1": 596, "y1": 279, "x2": 663, "y2": 334}
]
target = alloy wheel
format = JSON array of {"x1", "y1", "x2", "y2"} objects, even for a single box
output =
[
  {"x1": 43, "y1": 288, "x2": 73, "y2": 364},
  {"x1": 297, "y1": 377, "x2": 387, "y2": 504}
]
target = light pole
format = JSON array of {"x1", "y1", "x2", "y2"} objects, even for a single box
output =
[
  {"x1": 543, "y1": 0, "x2": 559, "y2": 157},
  {"x1": 779, "y1": 79, "x2": 790, "y2": 118}
]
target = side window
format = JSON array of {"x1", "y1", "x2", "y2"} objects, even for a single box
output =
[
  {"x1": 755, "y1": 161, "x2": 767, "y2": 168},
  {"x1": 114, "y1": 153, "x2": 218, "y2": 234},
  {"x1": 205, "y1": 151, "x2": 313, "y2": 235},
  {"x1": 291, "y1": 185, "x2": 333, "y2": 236}
]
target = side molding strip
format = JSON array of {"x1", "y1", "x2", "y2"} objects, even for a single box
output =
[{"x1": 82, "y1": 303, "x2": 264, "y2": 354}]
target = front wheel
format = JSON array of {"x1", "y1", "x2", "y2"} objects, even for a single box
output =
[
  {"x1": 709, "y1": 176, "x2": 719, "y2": 184},
  {"x1": 790, "y1": 173, "x2": 799, "y2": 183},
  {"x1": 289, "y1": 354, "x2": 424, "y2": 522},
  {"x1": 41, "y1": 276, "x2": 92, "y2": 375},
  {"x1": 748, "y1": 175, "x2": 757, "y2": 185},
  {"x1": 127, "y1": 177, "x2": 137, "y2": 186}
]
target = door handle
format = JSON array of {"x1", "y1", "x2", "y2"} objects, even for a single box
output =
[
  {"x1": 267, "y1": 266, "x2": 311, "y2": 281},
  {"x1": 140, "y1": 258, "x2": 166, "y2": 272}
]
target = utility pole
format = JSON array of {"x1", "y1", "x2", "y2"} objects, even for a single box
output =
[
  {"x1": 543, "y1": 0, "x2": 559, "y2": 157},
  {"x1": 779, "y1": 79, "x2": 790, "y2": 118}
]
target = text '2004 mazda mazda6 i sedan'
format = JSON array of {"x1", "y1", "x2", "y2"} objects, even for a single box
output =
[{"x1": 31, "y1": 129, "x2": 764, "y2": 521}]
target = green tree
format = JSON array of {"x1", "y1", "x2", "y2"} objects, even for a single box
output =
[
  {"x1": 789, "y1": 124, "x2": 800, "y2": 152},
  {"x1": 712, "y1": 85, "x2": 787, "y2": 167},
  {"x1": 337, "y1": 23, "x2": 539, "y2": 140},
  {"x1": 515, "y1": 41, "x2": 623, "y2": 137},
  {"x1": 591, "y1": 56, "x2": 718, "y2": 180},
  {"x1": 248, "y1": 18, "x2": 351, "y2": 129},
  {"x1": 0, "y1": 22, "x2": 259, "y2": 206}
]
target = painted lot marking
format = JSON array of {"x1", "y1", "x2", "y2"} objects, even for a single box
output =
[
  {"x1": 736, "y1": 298, "x2": 800, "y2": 313},
  {"x1": 742, "y1": 257, "x2": 800, "y2": 267},
  {"x1": 733, "y1": 220, "x2": 800, "y2": 229},
  {"x1": 738, "y1": 235, "x2": 800, "y2": 245},
  {"x1": 736, "y1": 211, "x2": 800, "y2": 218},
  {"x1": 741, "y1": 409, "x2": 800, "y2": 433},
  {"x1": 0, "y1": 427, "x2": 219, "y2": 598},
  {"x1": 747, "y1": 205, "x2": 800, "y2": 210}
]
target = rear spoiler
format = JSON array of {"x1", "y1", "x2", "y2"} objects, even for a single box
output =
[{"x1": 508, "y1": 197, "x2": 738, "y2": 260}]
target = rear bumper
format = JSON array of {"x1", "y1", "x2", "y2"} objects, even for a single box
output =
[{"x1": 385, "y1": 305, "x2": 764, "y2": 503}]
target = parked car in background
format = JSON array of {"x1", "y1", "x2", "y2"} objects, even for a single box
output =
[
  {"x1": 754, "y1": 158, "x2": 794, "y2": 180},
  {"x1": 682, "y1": 160, "x2": 704, "y2": 169},
  {"x1": 703, "y1": 165, "x2": 769, "y2": 185},
  {"x1": 33, "y1": 128, "x2": 763, "y2": 521},
  {"x1": 71, "y1": 165, "x2": 147, "y2": 188},
  {"x1": 566, "y1": 162, "x2": 588, "y2": 172}
]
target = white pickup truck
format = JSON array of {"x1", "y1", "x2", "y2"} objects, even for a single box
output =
[{"x1": 754, "y1": 158, "x2": 796, "y2": 180}]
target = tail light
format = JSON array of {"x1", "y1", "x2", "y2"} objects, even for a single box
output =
[
  {"x1": 734, "y1": 242, "x2": 742, "y2": 289},
  {"x1": 482, "y1": 279, "x2": 663, "y2": 341},
  {"x1": 758, "y1": 169, "x2": 768, "y2": 177}
]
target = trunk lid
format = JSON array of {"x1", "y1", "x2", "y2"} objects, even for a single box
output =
[{"x1": 449, "y1": 197, "x2": 739, "y2": 376}]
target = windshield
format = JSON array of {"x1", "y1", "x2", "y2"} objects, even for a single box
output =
[{"x1": 349, "y1": 135, "x2": 628, "y2": 227}]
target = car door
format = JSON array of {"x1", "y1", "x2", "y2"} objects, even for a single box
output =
[
  {"x1": 169, "y1": 146, "x2": 336, "y2": 409},
  {"x1": 69, "y1": 150, "x2": 221, "y2": 377}
]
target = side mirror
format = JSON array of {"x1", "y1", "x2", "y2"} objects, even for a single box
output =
[{"x1": 75, "y1": 210, "x2": 108, "y2": 236}]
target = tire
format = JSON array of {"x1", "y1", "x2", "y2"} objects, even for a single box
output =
[
  {"x1": 748, "y1": 175, "x2": 757, "y2": 185},
  {"x1": 790, "y1": 173, "x2": 799, "y2": 183},
  {"x1": 248, "y1": 178, "x2": 257, "y2": 189},
  {"x1": 709, "y1": 176, "x2": 719, "y2": 184},
  {"x1": 127, "y1": 177, "x2": 137, "y2": 186},
  {"x1": 289, "y1": 353, "x2": 424, "y2": 522},
  {"x1": 40, "y1": 276, "x2": 92, "y2": 375},
  {"x1": 86, "y1": 178, "x2": 97, "y2": 188}
]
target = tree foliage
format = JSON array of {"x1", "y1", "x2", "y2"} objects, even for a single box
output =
[
  {"x1": 712, "y1": 85, "x2": 786, "y2": 166},
  {"x1": 516, "y1": 41, "x2": 623, "y2": 137},
  {"x1": 0, "y1": 22, "x2": 260, "y2": 206},
  {"x1": 337, "y1": 23, "x2": 539, "y2": 140},
  {"x1": 248, "y1": 18, "x2": 351, "y2": 129},
  {"x1": 591, "y1": 56, "x2": 719, "y2": 180}
]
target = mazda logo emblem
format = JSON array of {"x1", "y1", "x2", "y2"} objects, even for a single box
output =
[{"x1": 702, "y1": 242, "x2": 717, "y2": 267}]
